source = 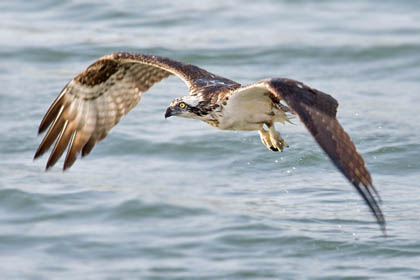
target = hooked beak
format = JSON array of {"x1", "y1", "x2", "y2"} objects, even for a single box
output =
[{"x1": 165, "y1": 107, "x2": 174, "y2": 119}]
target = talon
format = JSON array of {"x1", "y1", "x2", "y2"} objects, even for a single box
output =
[
  {"x1": 259, "y1": 127, "x2": 274, "y2": 151},
  {"x1": 258, "y1": 124, "x2": 289, "y2": 152},
  {"x1": 259, "y1": 125, "x2": 289, "y2": 152},
  {"x1": 280, "y1": 138, "x2": 289, "y2": 148}
]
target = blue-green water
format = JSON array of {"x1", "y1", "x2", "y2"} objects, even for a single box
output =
[{"x1": 1, "y1": 0, "x2": 420, "y2": 279}]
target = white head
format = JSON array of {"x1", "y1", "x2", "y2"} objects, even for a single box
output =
[{"x1": 164, "y1": 95, "x2": 204, "y2": 119}]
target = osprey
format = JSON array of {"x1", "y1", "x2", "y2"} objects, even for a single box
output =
[{"x1": 34, "y1": 52, "x2": 385, "y2": 233}]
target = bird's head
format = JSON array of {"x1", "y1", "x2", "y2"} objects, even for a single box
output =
[{"x1": 165, "y1": 96, "x2": 202, "y2": 119}]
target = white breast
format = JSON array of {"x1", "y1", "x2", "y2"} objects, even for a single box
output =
[{"x1": 216, "y1": 85, "x2": 286, "y2": 131}]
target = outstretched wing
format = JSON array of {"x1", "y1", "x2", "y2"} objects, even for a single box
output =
[
  {"x1": 34, "y1": 52, "x2": 240, "y2": 170},
  {"x1": 237, "y1": 78, "x2": 385, "y2": 232}
]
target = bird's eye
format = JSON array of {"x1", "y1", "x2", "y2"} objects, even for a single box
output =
[{"x1": 179, "y1": 102, "x2": 186, "y2": 109}]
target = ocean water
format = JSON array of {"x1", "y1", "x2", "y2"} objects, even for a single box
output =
[{"x1": 1, "y1": 0, "x2": 420, "y2": 279}]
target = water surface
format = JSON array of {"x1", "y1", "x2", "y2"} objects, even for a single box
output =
[{"x1": 1, "y1": 0, "x2": 420, "y2": 279}]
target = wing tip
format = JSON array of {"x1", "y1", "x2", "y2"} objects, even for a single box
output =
[
  {"x1": 45, "y1": 162, "x2": 53, "y2": 171},
  {"x1": 353, "y1": 180, "x2": 387, "y2": 236},
  {"x1": 63, "y1": 155, "x2": 77, "y2": 171},
  {"x1": 37, "y1": 126, "x2": 46, "y2": 135},
  {"x1": 41, "y1": 156, "x2": 76, "y2": 172},
  {"x1": 33, "y1": 149, "x2": 42, "y2": 160},
  {"x1": 34, "y1": 142, "x2": 50, "y2": 161},
  {"x1": 62, "y1": 163, "x2": 71, "y2": 172}
]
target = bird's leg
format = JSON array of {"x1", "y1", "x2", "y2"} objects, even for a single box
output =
[
  {"x1": 264, "y1": 123, "x2": 289, "y2": 152},
  {"x1": 258, "y1": 125, "x2": 277, "y2": 152},
  {"x1": 269, "y1": 124, "x2": 289, "y2": 152}
]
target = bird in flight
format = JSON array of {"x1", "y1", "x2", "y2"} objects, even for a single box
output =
[{"x1": 34, "y1": 52, "x2": 385, "y2": 233}]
